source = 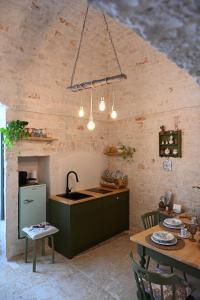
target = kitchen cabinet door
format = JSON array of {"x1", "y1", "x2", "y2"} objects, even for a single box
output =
[
  {"x1": 101, "y1": 191, "x2": 129, "y2": 239},
  {"x1": 69, "y1": 199, "x2": 102, "y2": 255}
]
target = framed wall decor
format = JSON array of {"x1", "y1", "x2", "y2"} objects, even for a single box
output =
[
  {"x1": 163, "y1": 159, "x2": 172, "y2": 171},
  {"x1": 159, "y1": 130, "x2": 182, "y2": 158}
]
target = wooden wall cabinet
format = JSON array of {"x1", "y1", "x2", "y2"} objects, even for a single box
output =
[
  {"x1": 49, "y1": 191, "x2": 129, "y2": 258},
  {"x1": 159, "y1": 130, "x2": 182, "y2": 158}
]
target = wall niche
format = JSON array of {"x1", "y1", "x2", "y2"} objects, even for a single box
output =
[{"x1": 18, "y1": 156, "x2": 50, "y2": 194}]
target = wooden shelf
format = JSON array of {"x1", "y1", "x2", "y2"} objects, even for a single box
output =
[
  {"x1": 21, "y1": 137, "x2": 58, "y2": 142},
  {"x1": 103, "y1": 152, "x2": 121, "y2": 156}
]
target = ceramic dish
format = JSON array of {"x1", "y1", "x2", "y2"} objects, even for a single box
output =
[
  {"x1": 153, "y1": 231, "x2": 174, "y2": 242},
  {"x1": 164, "y1": 218, "x2": 182, "y2": 227},
  {"x1": 151, "y1": 235, "x2": 177, "y2": 246},
  {"x1": 162, "y1": 222, "x2": 182, "y2": 229}
]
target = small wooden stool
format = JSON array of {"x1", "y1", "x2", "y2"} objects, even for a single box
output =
[{"x1": 22, "y1": 223, "x2": 59, "y2": 272}]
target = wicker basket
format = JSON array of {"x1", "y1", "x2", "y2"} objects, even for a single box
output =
[{"x1": 101, "y1": 176, "x2": 128, "y2": 189}]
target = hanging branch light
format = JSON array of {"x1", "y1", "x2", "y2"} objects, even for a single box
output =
[
  {"x1": 99, "y1": 96, "x2": 106, "y2": 112},
  {"x1": 78, "y1": 94, "x2": 85, "y2": 118},
  {"x1": 87, "y1": 89, "x2": 95, "y2": 130},
  {"x1": 78, "y1": 106, "x2": 84, "y2": 117},
  {"x1": 67, "y1": 4, "x2": 127, "y2": 92},
  {"x1": 111, "y1": 88, "x2": 117, "y2": 119}
]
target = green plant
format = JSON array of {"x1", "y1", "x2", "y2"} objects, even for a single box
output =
[
  {"x1": 118, "y1": 144, "x2": 136, "y2": 162},
  {"x1": 0, "y1": 120, "x2": 29, "y2": 149}
]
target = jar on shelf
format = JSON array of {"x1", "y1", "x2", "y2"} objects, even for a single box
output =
[
  {"x1": 42, "y1": 128, "x2": 47, "y2": 138},
  {"x1": 169, "y1": 135, "x2": 173, "y2": 144}
]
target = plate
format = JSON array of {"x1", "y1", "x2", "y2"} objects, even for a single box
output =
[
  {"x1": 153, "y1": 231, "x2": 174, "y2": 242},
  {"x1": 162, "y1": 222, "x2": 182, "y2": 229},
  {"x1": 151, "y1": 235, "x2": 177, "y2": 246},
  {"x1": 164, "y1": 218, "x2": 182, "y2": 227}
]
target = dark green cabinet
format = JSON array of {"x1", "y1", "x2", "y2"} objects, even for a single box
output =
[{"x1": 49, "y1": 191, "x2": 129, "y2": 258}]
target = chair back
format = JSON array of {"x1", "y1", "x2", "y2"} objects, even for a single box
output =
[
  {"x1": 141, "y1": 210, "x2": 159, "y2": 229},
  {"x1": 129, "y1": 251, "x2": 184, "y2": 300}
]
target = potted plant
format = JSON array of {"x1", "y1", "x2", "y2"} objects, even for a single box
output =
[
  {"x1": 117, "y1": 143, "x2": 136, "y2": 162},
  {"x1": 0, "y1": 120, "x2": 29, "y2": 149}
]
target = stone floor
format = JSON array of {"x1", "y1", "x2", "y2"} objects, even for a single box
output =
[
  {"x1": 0, "y1": 231, "x2": 138, "y2": 300},
  {"x1": 0, "y1": 225, "x2": 199, "y2": 300}
]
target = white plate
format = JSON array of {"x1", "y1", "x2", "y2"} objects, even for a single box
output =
[
  {"x1": 153, "y1": 231, "x2": 174, "y2": 242},
  {"x1": 151, "y1": 235, "x2": 177, "y2": 246},
  {"x1": 162, "y1": 222, "x2": 182, "y2": 229},
  {"x1": 164, "y1": 218, "x2": 182, "y2": 227},
  {"x1": 177, "y1": 233, "x2": 190, "y2": 239}
]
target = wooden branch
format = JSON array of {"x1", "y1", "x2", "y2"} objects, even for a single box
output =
[{"x1": 67, "y1": 73, "x2": 127, "y2": 92}]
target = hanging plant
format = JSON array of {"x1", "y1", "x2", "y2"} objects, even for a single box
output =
[
  {"x1": 118, "y1": 143, "x2": 136, "y2": 162},
  {"x1": 0, "y1": 120, "x2": 28, "y2": 149}
]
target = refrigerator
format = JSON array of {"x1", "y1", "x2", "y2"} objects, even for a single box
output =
[{"x1": 18, "y1": 184, "x2": 46, "y2": 238}]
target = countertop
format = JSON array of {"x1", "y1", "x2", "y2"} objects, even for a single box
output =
[{"x1": 50, "y1": 187, "x2": 129, "y2": 205}]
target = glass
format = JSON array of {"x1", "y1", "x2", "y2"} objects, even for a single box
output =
[
  {"x1": 180, "y1": 225, "x2": 187, "y2": 237},
  {"x1": 188, "y1": 224, "x2": 197, "y2": 242}
]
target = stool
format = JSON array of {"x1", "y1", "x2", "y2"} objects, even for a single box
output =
[{"x1": 22, "y1": 223, "x2": 59, "y2": 272}]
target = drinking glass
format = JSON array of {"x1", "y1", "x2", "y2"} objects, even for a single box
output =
[{"x1": 188, "y1": 224, "x2": 197, "y2": 242}]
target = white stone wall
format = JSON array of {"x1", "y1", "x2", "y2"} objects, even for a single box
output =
[
  {"x1": 1, "y1": 0, "x2": 200, "y2": 258},
  {"x1": 1, "y1": 0, "x2": 110, "y2": 258},
  {"x1": 106, "y1": 21, "x2": 200, "y2": 231}
]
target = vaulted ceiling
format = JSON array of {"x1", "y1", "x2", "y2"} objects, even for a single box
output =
[{"x1": 89, "y1": 0, "x2": 200, "y2": 85}]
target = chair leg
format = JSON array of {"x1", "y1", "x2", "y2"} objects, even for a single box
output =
[
  {"x1": 146, "y1": 256, "x2": 150, "y2": 269},
  {"x1": 41, "y1": 238, "x2": 45, "y2": 256},
  {"x1": 170, "y1": 266, "x2": 173, "y2": 273},
  {"x1": 51, "y1": 235, "x2": 54, "y2": 264},
  {"x1": 32, "y1": 240, "x2": 37, "y2": 272},
  {"x1": 183, "y1": 272, "x2": 187, "y2": 282},
  {"x1": 25, "y1": 237, "x2": 28, "y2": 263}
]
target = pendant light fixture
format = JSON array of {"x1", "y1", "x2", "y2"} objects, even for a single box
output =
[
  {"x1": 87, "y1": 89, "x2": 95, "y2": 130},
  {"x1": 98, "y1": 96, "x2": 106, "y2": 112},
  {"x1": 78, "y1": 94, "x2": 85, "y2": 118},
  {"x1": 111, "y1": 88, "x2": 117, "y2": 119},
  {"x1": 67, "y1": 4, "x2": 127, "y2": 92},
  {"x1": 78, "y1": 106, "x2": 84, "y2": 117},
  {"x1": 67, "y1": 4, "x2": 127, "y2": 130}
]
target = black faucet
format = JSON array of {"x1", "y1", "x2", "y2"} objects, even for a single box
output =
[{"x1": 66, "y1": 171, "x2": 79, "y2": 195}]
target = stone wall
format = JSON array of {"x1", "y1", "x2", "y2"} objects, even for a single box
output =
[
  {"x1": 1, "y1": 0, "x2": 110, "y2": 258},
  {"x1": 90, "y1": 0, "x2": 200, "y2": 85},
  {"x1": 105, "y1": 21, "x2": 200, "y2": 231},
  {"x1": 1, "y1": 0, "x2": 200, "y2": 258}
]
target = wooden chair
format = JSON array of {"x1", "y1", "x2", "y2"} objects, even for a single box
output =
[
  {"x1": 141, "y1": 210, "x2": 160, "y2": 230},
  {"x1": 141, "y1": 210, "x2": 187, "y2": 281},
  {"x1": 129, "y1": 251, "x2": 191, "y2": 300},
  {"x1": 141, "y1": 210, "x2": 165, "y2": 270}
]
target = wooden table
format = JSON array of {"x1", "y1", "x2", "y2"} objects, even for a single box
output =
[{"x1": 130, "y1": 225, "x2": 200, "y2": 279}]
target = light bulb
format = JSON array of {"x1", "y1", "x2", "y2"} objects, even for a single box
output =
[
  {"x1": 87, "y1": 118, "x2": 95, "y2": 130},
  {"x1": 78, "y1": 106, "x2": 84, "y2": 118},
  {"x1": 99, "y1": 97, "x2": 106, "y2": 112},
  {"x1": 111, "y1": 110, "x2": 117, "y2": 119}
]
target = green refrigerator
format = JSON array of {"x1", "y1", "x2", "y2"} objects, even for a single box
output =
[{"x1": 18, "y1": 184, "x2": 46, "y2": 238}]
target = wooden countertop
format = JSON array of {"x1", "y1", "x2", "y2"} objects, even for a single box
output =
[
  {"x1": 50, "y1": 187, "x2": 129, "y2": 205},
  {"x1": 130, "y1": 224, "x2": 200, "y2": 271}
]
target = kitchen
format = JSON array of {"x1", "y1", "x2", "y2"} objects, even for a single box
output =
[{"x1": 0, "y1": 0, "x2": 200, "y2": 299}]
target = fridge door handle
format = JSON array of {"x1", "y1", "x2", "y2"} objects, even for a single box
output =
[{"x1": 24, "y1": 199, "x2": 34, "y2": 204}]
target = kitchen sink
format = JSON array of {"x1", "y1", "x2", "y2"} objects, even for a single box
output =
[
  {"x1": 85, "y1": 188, "x2": 112, "y2": 194},
  {"x1": 56, "y1": 192, "x2": 93, "y2": 201}
]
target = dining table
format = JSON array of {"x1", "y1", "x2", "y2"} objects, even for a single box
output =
[{"x1": 130, "y1": 223, "x2": 200, "y2": 279}]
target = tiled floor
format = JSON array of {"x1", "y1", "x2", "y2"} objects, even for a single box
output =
[
  {"x1": 0, "y1": 225, "x2": 199, "y2": 300},
  {"x1": 0, "y1": 231, "x2": 138, "y2": 300}
]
